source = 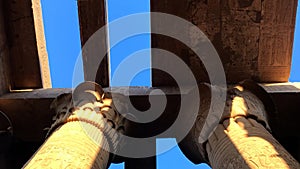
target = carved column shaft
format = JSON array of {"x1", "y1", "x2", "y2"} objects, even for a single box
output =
[
  {"x1": 24, "y1": 116, "x2": 111, "y2": 169},
  {"x1": 207, "y1": 116, "x2": 300, "y2": 169}
]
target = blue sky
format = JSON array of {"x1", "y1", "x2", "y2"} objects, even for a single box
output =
[
  {"x1": 40, "y1": 0, "x2": 299, "y2": 168},
  {"x1": 291, "y1": 1, "x2": 300, "y2": 82}
]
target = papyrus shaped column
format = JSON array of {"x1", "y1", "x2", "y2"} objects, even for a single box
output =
[
  {"x1": 24, "y1": 82, "x2": 126, "y2": 169},
  {"x1": 179, "y1": 81, "x2": 300, "y2": 168}
]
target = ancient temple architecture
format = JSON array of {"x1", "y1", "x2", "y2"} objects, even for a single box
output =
[{"x1": 0, "y1": 0, "x2": 300, "y2": 168}]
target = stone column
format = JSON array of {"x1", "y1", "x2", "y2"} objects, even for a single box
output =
[
  {"x1": 179, "y1": 81, "x2": 300, "y2": 168},
  {"x1": 207, "y1": 116, "x2": 299, "y2": 168},
  {"x1": 206, "y1": 83, "x2": 300, "y2": 168},
  {"x1": 23, "y1": 82, "x2": 126, "y2": 169}
]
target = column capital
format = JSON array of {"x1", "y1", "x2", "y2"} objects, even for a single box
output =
[{"x1": 179, "y1": 80, "x2": 276, "y2": 164}]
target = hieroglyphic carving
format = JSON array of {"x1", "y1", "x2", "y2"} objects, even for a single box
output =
[{"x1": 151, "y1": 0, "x2": 297, "y2": 85}]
